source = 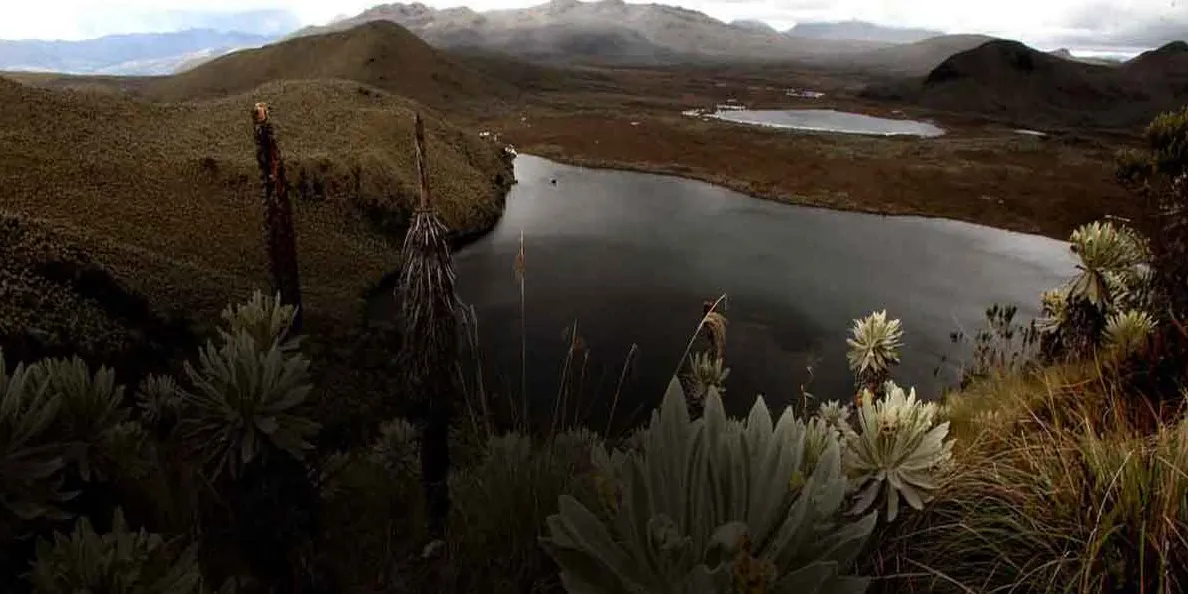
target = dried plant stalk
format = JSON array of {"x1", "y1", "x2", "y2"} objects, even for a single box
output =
[
  {"x1": 251, "y1": 102, "x2": 303, "y2": 333},
  {"x1": 397, "y1": 113, "x2": 462, "y2": 543}
]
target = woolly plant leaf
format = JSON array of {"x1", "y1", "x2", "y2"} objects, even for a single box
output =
[
  {"x1": 0, "y1": 351, "x2": 73, "y2": 524},
  {"x1": 843, "y1": 381, "x2": 955, "y2": 522},
  {"x1": 178, "y1": 329, "x2": 319, "y2": 480},
  {"x1": 541, "y1": 376, "x2": 875, "y2": 593},
  {"x1": 26, "y1": 508, "x2": 203, "y2": 594}
]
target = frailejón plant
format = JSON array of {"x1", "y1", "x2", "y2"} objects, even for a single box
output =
[
  {"x1": 685, "y1": 350, "x2": 730, "y2": 408},
  {"x1": 1103, "y1": 309, "x2": 1157, "y2": 359},
  {"x1": 843, "y1": 381, "x2": 954, "y2": 522},
  {"x1": 34, "y1": 356, "x2": 139, "y2": 483},
  {"x1": 219, "y1": 290, "x2": 302, "y2": 353},
  {"x1": 26, "y1": 508, "x2": 203, "y2": 594},
  {"x1": 817, "y1": 401, "x2": 852, "y2": 430},
  {"x1": 846, "y1": 311, "x2": 904, "y2": 396},
  {"x1": 0, "y1": 351, "x2": 71, "y2": 524},
  {"x1": 135, "y1": 375, "x2": 182, "y2": 436},
  {"x1": 541, "y1": 377, "x2": 876, "y2": 593},
  {"x1": 1067, "y1": 221, "x2": 1148, "y2": 308},
  {"x1": 177, "y1": 331, "x2": 319, "y2": 480},
  {"x1": 371, "y1": 418, "x2": 419, "y2": 476}
]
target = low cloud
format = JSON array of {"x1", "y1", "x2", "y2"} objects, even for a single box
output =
[{"x1": 2, "y1": 0, "x2": 1185, "y2": 47}]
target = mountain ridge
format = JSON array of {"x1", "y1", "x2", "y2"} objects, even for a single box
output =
[
  {"x1": 785, "y1": 20, "x2": 945, "y2": 44},
  {"x1": 863, "y1": 38, "x2": 1185, "y2": 128},
  {"x1": 291, "y1": 1, "x2": 891, "y2": 65},
  {"x1": 0, "y1": 28, "x2": 276, "y2": 75},
  {"x1": 144, "y1": 20, "x2": 518, "y2": 106}
]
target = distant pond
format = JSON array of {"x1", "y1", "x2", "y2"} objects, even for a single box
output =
[
  {"x1": 710, "y1": 109, "x2": 946, "y2": 137},
  {"x1": 374, "y1": 155, "x2": 1073, "y2": 430}
]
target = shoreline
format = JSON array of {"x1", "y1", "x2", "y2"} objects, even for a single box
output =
[
  {"x1": 514, "y1": 148, "x2": 1068, "y2": 240},
  {"x1": 367, "y1": 146, "x2": 1080, "y2": 306}
]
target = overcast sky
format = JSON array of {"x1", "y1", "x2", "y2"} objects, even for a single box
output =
[{"x1": 1, "y1": 0, "x2": 1184, "y2": 48}]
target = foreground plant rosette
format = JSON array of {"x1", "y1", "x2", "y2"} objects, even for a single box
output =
[
  {"x1": 540, "y1": 377, "x2": 877, "y2": 594},
  {"x1": 843, "y1": 382, "x2": 955, "y2": 522}
]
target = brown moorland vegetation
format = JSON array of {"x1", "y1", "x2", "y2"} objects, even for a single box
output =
[
  {"x1": 0, "y1": 76, "x2": 511, "y2": 365},
  {"x1": 469, "y1": 97, "x2": 1139, "y2": 240},
  {"x1": 3, "y1": 22, "x2": 1153, "y2": 242}
]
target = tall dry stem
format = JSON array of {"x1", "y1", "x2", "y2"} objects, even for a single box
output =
[
  {"x1": 251, "y1": 102, "x2": 303, "y2": 332},
  {"x1": 395, "y1": 113, "x2": 462, "y2": 546},
  {"x1": 605, "y1": 343, "x2": 639, "y2": 436},
  {"x1": 667, "y1": 294, "x2": 729, "y2": 386},
  {"x1": 514, "y1": 230, "x2": 527, "y2": 428}
]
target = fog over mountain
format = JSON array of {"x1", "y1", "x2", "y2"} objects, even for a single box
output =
[
  {"x1": 785, "y1": 20, "x2": 944, "y2": 44},
  {"x1": 0, "y1": 0, "x2": 1182, "y2": 73},
  {"x1": 2, "y1": 0, "x2": 1183, "y2": 50}
]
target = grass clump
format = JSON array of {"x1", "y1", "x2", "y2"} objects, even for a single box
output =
[{"x1": 874, "y1": 363, "x2": 1188, "y2": 594}]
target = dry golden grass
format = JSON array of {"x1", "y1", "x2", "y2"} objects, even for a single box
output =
[
  {"x1": 0, "y1": 76, "x2": 511, "y2": 337},
  {"x1": 869, "y1": 362, "x2": 1188, "y2": 594}
]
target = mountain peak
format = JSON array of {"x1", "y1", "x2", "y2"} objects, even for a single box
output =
[{"x1": 1156, "y1": 40, "x2": 1188, "y2": 54}]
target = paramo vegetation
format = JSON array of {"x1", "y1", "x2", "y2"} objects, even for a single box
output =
[{"x1": 2, "y1": 103, "x2": 1188, "y2": 593}]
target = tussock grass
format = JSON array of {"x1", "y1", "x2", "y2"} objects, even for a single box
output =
[{"x1": 870, "y1": 362, "x2": 1188, "y2": 594}]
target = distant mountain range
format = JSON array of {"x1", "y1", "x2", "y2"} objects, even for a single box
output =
[
  {"x1": 785, "y1": 20, "x2": 945, "y2": 44},
  {"x1": 827, "y1": 34, "x2": 998, "y2": 76},
  {"x1": 0, "y1": 29, "x2": 276, "y2": 75},
  {"x1": 0, "y1": 1, "x2": 1177, "y2": 75},
  {"x1": 289, "y1": 0, "x2": 892, "y2": 65}
]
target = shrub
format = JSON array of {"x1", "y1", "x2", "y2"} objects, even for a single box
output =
[{"x1": 541, "y1": 377, "x2": 876, "y2": 593}]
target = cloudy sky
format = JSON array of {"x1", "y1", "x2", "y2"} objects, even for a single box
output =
[{"x1": 1, "y1": 0, "x2": 1184, "y2": 49}]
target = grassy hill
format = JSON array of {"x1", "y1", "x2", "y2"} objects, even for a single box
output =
[
  {"x1": 0, "y1": 76, "x2": 512, "y2": 366},
  {"x1": 1122, "y1": 40, "x2": 1188, "y2": 95},
  {"x1": 143, "y1": 20, "x2": 519, "y2": 107},
  {"x1": 863, "y1": 39, "x2": 1181, "y2": 129}
]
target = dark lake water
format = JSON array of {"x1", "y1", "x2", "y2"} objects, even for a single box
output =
[
  {"x1": 710, "y1": 109, "x2": 946, "y2": 137},
  {"x1": 382, "y1": 155, "x2": 1074, "y2": 430}
]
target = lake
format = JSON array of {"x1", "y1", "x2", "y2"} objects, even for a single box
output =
[
  {"x1": 380, "y1": 155, "x2": 1075, "y2": 430},
  {"x1": 709, "y1": 109, "x2": 946, "y2": 137}
]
